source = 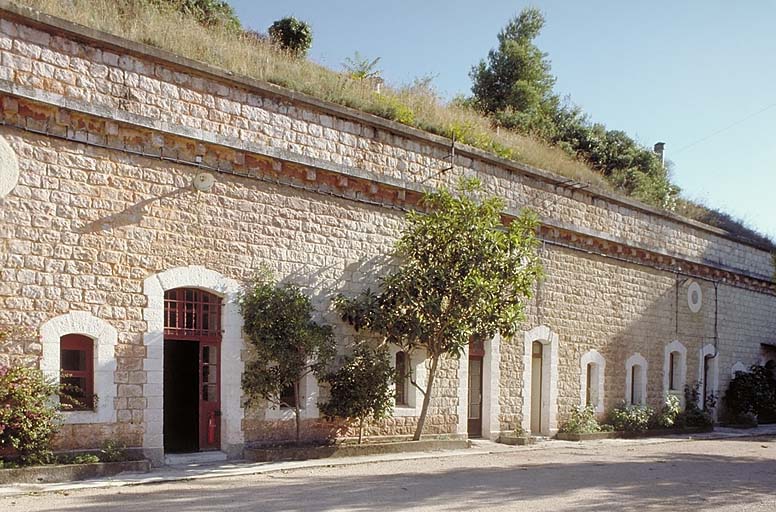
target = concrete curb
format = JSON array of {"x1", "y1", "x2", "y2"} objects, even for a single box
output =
[
  {"x1": 245, "y1": 439, "x2": 470, "y2": 462},
  {"x1": 1, "y1": 426, "x2": 774, "y2": 498},
  {"x1": 0, "y1": 460, "x2": 150, "y2": 485}
]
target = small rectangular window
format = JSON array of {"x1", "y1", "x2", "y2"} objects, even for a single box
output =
[
  {"x1": 280, "y1": 383, "x2": 296, "y2": 408},
  {"x1": 60, "y1": 334, "x2": 94, "y2": 411},
  {"x1": 395, "y1": 352, "x2": 408, "y2": 406},
  {"x1": 585, "y1": 363, "x2": 593, "y2": 407},
  {"x1": 669, "y1": 352, "x2": 677, "y2": 391}
]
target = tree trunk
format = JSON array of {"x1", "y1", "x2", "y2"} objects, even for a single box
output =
[
  {"x1": 412, "y1": 354, "x2": 440, "y2": 441},
  {"x1": 358, "y1": 416, "x2": 364, "y2": 444},
  {"x1": 294, "y1": 380, "x2": 301, "y2": 443}
]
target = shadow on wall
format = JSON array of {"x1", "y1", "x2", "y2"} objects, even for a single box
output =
[
  {"x1": 78, "y1": 187, "x2": 191, "y2": 234},
  {"x1": 50, "y1": 442, "x2": 776, "y2": 511},
  {"x1": 282, "y1": 253, "x2": 393, "y2": 315}
]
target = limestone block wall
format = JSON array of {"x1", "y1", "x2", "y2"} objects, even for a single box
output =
[
  {"x1": 0, "y1": 124, "x2": 470, "y2": 448},
  {"x1": 500, "y1": 245, "x2": 776, "y2": 433}
]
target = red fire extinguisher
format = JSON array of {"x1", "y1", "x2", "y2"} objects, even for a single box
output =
[{"x1": 207, "y1": 411, "x2": 217, "y2": 444}]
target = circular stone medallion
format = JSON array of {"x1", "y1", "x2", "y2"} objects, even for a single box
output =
[
  {"x1": 0, "y1": 135, "x2": 19, "y2": 199},
  {"x1": 687, "y1": 280, "x2": 703, "y2": 313}
]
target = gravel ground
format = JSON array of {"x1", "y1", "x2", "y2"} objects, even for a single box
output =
[{"x1": 3, "y1": 436, "x2": 776, "y2": 512}]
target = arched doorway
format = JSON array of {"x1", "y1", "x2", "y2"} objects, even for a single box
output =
[
  {"x1": 163, "y1": 288, "x2": 222, "y2": 453},
  {"x1": 521, "y1": 326, "x2": 559, "y2": 436}
]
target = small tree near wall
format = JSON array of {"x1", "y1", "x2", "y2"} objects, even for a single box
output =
[
  {"x1": 335, "y1": 179, "x2": 543, "y2": 440},
  {"x1": 320, "y1": 345, "x2": 394, "y2": 444},
  {"x1": 268, "y1": 17, "x2": 313, "y2": 57},
  {"x1": 241, "y1": 272, "x2": 335, "y2": 443}
]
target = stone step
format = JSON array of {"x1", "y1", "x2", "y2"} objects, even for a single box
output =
[{"x1": 164, "y1": 451, "x2": 228, "y2": 466}]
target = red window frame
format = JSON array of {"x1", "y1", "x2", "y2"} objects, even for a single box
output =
[
  {"x1": 164, "y1": 288, "x2": 222, "y2": 342},
  {"x1": 60, "y1": 334, "x2": 94, "y2": 411}
]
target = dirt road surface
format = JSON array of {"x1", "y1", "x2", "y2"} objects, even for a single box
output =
[{"x1": 3, "y1": 436, "x2": 776, "y2": 511}]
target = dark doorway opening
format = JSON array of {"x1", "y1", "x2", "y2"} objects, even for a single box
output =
[{"x1": 164, "y1": 340, "x2": 199, "y2": 453}]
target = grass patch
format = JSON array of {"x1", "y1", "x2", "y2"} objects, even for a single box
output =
[{"x1": 675, "y1": 198, "x2": 774, "y2": 249}]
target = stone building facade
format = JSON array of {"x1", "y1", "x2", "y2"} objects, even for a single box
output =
[{"x1": 0, "y1": 3, "x2": 775, "y2": 464}]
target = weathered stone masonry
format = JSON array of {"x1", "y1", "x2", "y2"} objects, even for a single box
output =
[{"x1": 0, "y1": 3, "x2": 775, "y2": 462}]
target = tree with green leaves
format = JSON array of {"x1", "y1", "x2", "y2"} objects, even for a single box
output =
[
  {"x1": 470, "y1": 7, "x2": 559, "y2": 137},
  {"x1": 335, "y1": 179, "x2": 543, "y2": 440},
  {"x1": 320, "y1": 345, "x2": 394, "y2": 444},
  {"x1": 149, "y1": 0, "x2": 241, "y2": 31},
  {"x1": 241, "y1": 271, "x2": 335, "y2": 442},
  {"x1": 268, "y1": 17, "x2": 313, "y2": 57}
]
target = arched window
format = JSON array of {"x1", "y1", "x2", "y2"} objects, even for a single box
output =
[
  {"x1": 631, "y1": 365, "x2": 643, "y2": 404},
  {"x1": 663, "y1": 341, "x2": 687, "y2": 397},
  {"x1": 580, "y1": 350, "x2": 605, "y2": 413},
  {"x1": 41, "y1": 311, "x2": 118, "y2": 425},
  {"x1": 59, "y1": 334, "x2": 95, "y2": 411},
  {"x1": 625, "y1": 353, "x2": 648, "y2": 405},
  {"x1": 668, "y1": 351, "x2": 679, "y2": 391},
  {"x1": 395, "y1": 351, "x2": 408, "y2": 406},
  {"x1": 585, "y1": 363, "x2": 598, "y2": 406}
]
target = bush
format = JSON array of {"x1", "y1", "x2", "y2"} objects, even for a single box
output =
[
  {"x1": 320, "y1": 345, "x2": 395, "y2": 444},
  {"x1": 58, "y1": 453, "x2": 100, "y2": 465},
  {"x1": 268, "y1": 17, "x2": 313, "y2": 57},
  {"x1": 651, "y1": 394, "x2": 681, "y2": 428},
  {"x1": 0, "y1": 365, "x2": 62, "y2": 465},
  {"x1": 728, "y1": 412, "x2": 758, "y2": 427},
  {"x1": 607, "y1": 402, "x2": 653, "y2": 432},
  {"x1": 372, "y1": 94, "x2": 415, "y2": 125},
  {"x1": 723, "y1": 365, "x2": 776, "y2": 423},
  {"x1": 675, "y1": 382, "x2": 714, "y2": 429},
  {"x1": 149, "y1": 0, "x2": 241, "y2": 31},
  {"x1": 99, "y1": 440, "x2": 128, "y2": 462},
  {"x1": 241, "y1": 270, "x2": 336, "y2": 442},
  {"x1": 558, "y1": 406, "x2": 601, "y2": 434}
]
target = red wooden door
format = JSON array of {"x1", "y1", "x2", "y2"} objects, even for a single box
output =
[
  {"x1": 164, "y1": 288, "x2": 222, "y2": 452},
  {"x1": 199, "y1": 341, "x2": 221, "y2": 451}
]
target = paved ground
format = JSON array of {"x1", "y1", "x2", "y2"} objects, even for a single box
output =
[{"x1": 3, "y1": 434, "x2": 776, "y2": 511}]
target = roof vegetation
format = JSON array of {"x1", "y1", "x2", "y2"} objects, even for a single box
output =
[{"x1": 13, "y1": 0, "x2": 774, "y2": 248}]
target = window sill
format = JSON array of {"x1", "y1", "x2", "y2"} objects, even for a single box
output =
[
  {"x1": 393, "y1": 406, "x2": 419, "y2": 417},
  {"x1": 63, "y1": 408, "x2": 114, "y2": 425},
  {"x1": 265, "y1": 406, "x2": 313, "y2": 421}
]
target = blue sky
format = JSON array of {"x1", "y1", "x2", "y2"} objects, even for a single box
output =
[{"x1": 231, "y1": 1, "x2": 776, "y2": 240}]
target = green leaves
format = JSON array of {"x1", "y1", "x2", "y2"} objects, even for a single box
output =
[
  {"x1": 320, "y1": 345, "x2": 394, "y2": 424},
  {"x1": 240, "y1": 271, "x2": 335, "y2": 414},
  {"x1": 334, "y1": 180, "x2": 543, "y2": 438},
  {"x1": 337, "y1": 179, "x2": 543, "y2": 356},
  {"x1": 0, "y1": 365, "x2": 62, "y2": 465},
  {"x1": 268, "y1": 17, "x2": 313, "y2": 57},
  {"x1": 471, "y1": 7, "x2": 558, "y2": 135}
]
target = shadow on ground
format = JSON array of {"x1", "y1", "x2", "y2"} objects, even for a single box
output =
[{"x1": 41, "y1": 443, "x2": 776, "y2": 512}]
